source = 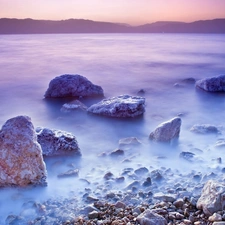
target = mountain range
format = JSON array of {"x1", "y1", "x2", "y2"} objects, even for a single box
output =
[{"x1": 0, "y1": 18, "x2": 225, "y2": 34}]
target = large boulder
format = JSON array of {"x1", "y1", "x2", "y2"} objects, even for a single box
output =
[
  {"x1": 36, "y1": 127, "x2": 81, "y2": 157},
  {"x1": 44, "y1": 74, "x2": 104, "y2": 98},
  {"x1": 196, "y1": 75, "x2": 225, "y2": 92},
  {"x1": 149, "y1": 117, "x2": 181, "y2": 142},
  {"x1": 87, "y1": 95, "x2": 145, "y2": 118},
  {"x1": 136, "y1": 209, "x2": 167, "y2": 225},
  {"x1": 197, "y1": 180, "x2": 225, "y2": 216},
  {"x1": 0, "y1": 116, "x2": 47, "y2": 187}
]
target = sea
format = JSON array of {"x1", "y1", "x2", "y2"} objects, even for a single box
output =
[{"x1": 0, "y1": 33, "x2": 225, "y2": 221}]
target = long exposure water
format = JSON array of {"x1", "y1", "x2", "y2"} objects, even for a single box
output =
[{"x1": 0, "y1": 33, "x2": 225, "y2": 220}]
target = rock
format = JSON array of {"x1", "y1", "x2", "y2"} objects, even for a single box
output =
[
  {"x1": 136, "y1": 209, "x2": 167, "y2": 225},
  {"x1": 44, "y1": 74, "x2": 104, "y2": 98},
  {"x1": 197, "y1": 180, "x2": 225, "y2": 215},
  {"x1": 119, "y1": 137, "x2": 141, "y2": 148},
  {"x1": 190, "y1": 124, "x2": 220, "y2": 134},
  {"x1": 87, "y1": 95, "x2": 145, "y2": 118},
  {"x1": 179, "y1": 151, "x2": 195, "y2": 162},
  {"x1": 60, "y1": 100, "x2": 88, "y2": 113},
  {"x1": 109, "y1": 149, "x2": 124, "y2": 157},
  {"x1": 57, "y1": 169, "x2": 79, "y2": 178},
  {"x1": 149, "y1": 117, "x2": 181, "y2": 142},
  {"x1": 196, "y1": 74, "x2": 225, "y2": 92},
  {"x1": 88, "y1": 210, "x2": 99, "y2": 219},
  {"x1": 209, "y1": 213, "x2": 222, "y2": 222},
  {"x1": 153, "y1": 192, "x2": 176, "y2": 202},
  {"x1": 0, "y1": 116, "x2": 47, "y2": 187},
  {"x1": 36, "y1": 127, "x2": 81, "y2": 157},
  {"x1": 134, "y1": 167, "x2": 149, "y2": 176}
]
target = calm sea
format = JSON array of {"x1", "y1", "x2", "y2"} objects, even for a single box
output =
[{"x1": 0, "y1": 33, "x2": 225, "y2": 219}]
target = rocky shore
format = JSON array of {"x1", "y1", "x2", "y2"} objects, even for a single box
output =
[{"x1": 2, "y1": 74, "x2": 225, "y2": 224}]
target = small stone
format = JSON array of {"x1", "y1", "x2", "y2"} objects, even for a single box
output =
[
  {"x1": 88, "y1": 210, "x2": 99, "y2": 219},
  {"x1": 57, "y1": 169, "x2": 79, "y2": 178},
  {"x1": 209, "y1": 213, "x2": 222, "y2": 222}
]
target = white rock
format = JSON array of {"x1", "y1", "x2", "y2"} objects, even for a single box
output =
[
  {"x1": 87, "y1": 95, "x2": 145, "y2": 118},
  {"x1": 196, "y1": 74, "x2": 225, "y2": 92},
  {"x1": 60, "y1": 100, "x2": 88, "y2": 113},
  {"x1": 36, "y1": 127, "x2": 81, "y2": 157},
  {"x1": 44, "y1": 74, "x2": 104, "y2": 98},
  {"x1": 136, "y1": 209, "x2": 167, "y2": 225},
  {"x1": 190, "y1": 124, "x2": 221, "y2": 134},
  {"x1": 149, "y1": 117, "x2": 181, "y2": 142},
  {"x1": 0, "y1": 116, "x2": 47, "y2": 187},
  {"x1": 197, "y1": 180, "x2": 225, "y2": 216}
]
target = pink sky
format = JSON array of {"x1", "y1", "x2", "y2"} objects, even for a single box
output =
[{"x1": 0, "y1": 0, "x2": 225, "y2": 25}]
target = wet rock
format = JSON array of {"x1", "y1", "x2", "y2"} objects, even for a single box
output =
[
  {"x1": 179, "y1": 151, "x2": 195, "y2": 162},
  {"x1": 57, "y1": 169, "x2": 79, "y2": 178},
  {"x1": 142, "y1": 177, "x2": 152, "y2": 187},
  {"x1": 197, "y1": 180, "x2": 225, "y2": 215},
  {"x1": 115, "y1": 201, "x2": 126, "y2": 209},
  {"x1": 215, "y1": 139, "x2": 225, "y2": 148},
  {"x1": 149, "y1": 117, "x2": 181, "y2": 142},
  {"x1": 196, "y1": 74, "x2": 225, "y2": 92},
  {"x1": 61, "y1": 100, "x2": 88, "y2": 112},
  {"x1": 87, "y1": 95, "x2": 145, "y2": 118},
  {"x1": 104, "y1": 172, "x2": 114, "y2": 180},
  {"x1": 137, "y1": 209, "x2": 167, "y2": 225},
  {"x1": 190, "y1": 124, "x2": 220, "y2": 134},
  {"x1": 134, "y1": 167, "x2": 149, "y2": 176},
  {"x1": 109, "y1": 149, "x2": 124, "y2": 157},
  {"x1": 88, "y1": 210, "x2": 99, "y2": 219},
  {"x1": 36, "y1": 127, "x2": 81, "y2": 157},
  {"x1": 44, "y1": 74, "x2": 104, "y2": 98},
  {"x1": 0, "y1": 116, "x2": 47, "y2": 187},
  {"x1": 150, "y1": 169, "x2": 164, "y2": 182},
  {"x1": 119, "y1": 137, "x2": 141, "y2": 148}
]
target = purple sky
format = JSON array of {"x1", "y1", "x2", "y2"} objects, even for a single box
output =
[{"x1": 1, "y1": 0, "x2": 225, "y2": 25}]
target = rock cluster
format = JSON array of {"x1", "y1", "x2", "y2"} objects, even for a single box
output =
[
  {"x1": 36, "y1": 127, "x2": 81, "y2": 157},
  {"x1": 44, "y1": 74, "x2": 104, "y2": 98},
  {"x1": 87, "y1": 95, "x2": 145, "y2": 118},
  {"x1": 0, "y1": 116, "x2": 47, "y2": 187}
]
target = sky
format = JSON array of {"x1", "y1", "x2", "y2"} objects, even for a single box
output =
[{"x1": 0, "y1": 0, "x2": 225, "y2": 25}]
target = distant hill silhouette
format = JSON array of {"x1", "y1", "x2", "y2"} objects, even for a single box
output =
[{"x1": 0, "y1": 18, "x2": 225, "y2": 34}]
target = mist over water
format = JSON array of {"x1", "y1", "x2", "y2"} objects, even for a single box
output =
[{"x1": 0, "y1": 33, "x2": 225, "y2": 221}]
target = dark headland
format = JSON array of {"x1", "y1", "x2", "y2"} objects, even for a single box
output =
[{"x1": 0, "y1": 18, "x2": 225, "y2": 34}]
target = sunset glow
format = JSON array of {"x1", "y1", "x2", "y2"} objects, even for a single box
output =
[{"x1": 0, "y1": 0, "x2": 225, "y2": 25}]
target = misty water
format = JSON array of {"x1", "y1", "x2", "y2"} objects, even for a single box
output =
[{"x1": 0, "y1": 33, "x2": 225, "y2": 221}]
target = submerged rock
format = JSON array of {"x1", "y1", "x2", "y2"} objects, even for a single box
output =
[
  {"x1": 149, "y1": 117, "x2": 181, "y2": 142},
  {"x1": 87, "y1": 95, "x2": 145, "y2": 118},
  {"x1": 0, "y1": 116, "x2": 47, "y2": 187},
  {"x1": 36, "y1": 127, "x2": 81, "y2": 157},
  {"x1": 190, "y1": 124, "x2": 221, "y2": 134},
  {"x1": 196, "y1": 74, "x2": 225, "y2": 92},
  {"x1": 119, "y1": 137, "x2": 142, "y2": 148},
  {"x1": 197, "y1": 180, "x2": 225, "y2": 216},
  {"x1": 44, "y1": 74, "x2": 104, "y2": 98},
  {"x1": 60, "y1": 100, "x2": 88, "y2": 113}
]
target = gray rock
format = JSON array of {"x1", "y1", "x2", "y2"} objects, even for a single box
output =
[
  {"x1": 36, "y1": 127, "x2": 81, "y2": 157},
  {"x1": 190, "y1": 124, "x2": 220, "y2": 134},
  {"x1": 197, "y1": 180, "x2": 225, "y2": 215},
  {"x1": 60, "y1": 100, "x2": 88, "y2": 113},
  {"x1": 109, "y1": 149, "x2": 124, "y2": 157},
  {"x1": 137, "y1": 209, "x2": 167, "y2": 225},
  {"x1": 134, "y1": 167, "x2": 149, "y2": 176},
  {"x1": 153, "y1": 192, "x2": 176, "y2": 202},
  {"x1": 149, "y1": 117, "x2": 181, "y2": 142},
  {"x1": 44, "y1": 74, "x2": 104, "y2": 98},
  {"x1": 179, "y1": 151, "x2": 195, "y2": 162},
  {"x1": 87, "y1": 95, "x2": 145, "y2": 118},
  {"x1": 196, "y1": 74, "x2": 225, "y2": 92},
  {"x1": 119, "y1": 137, "x2": 141, "y2": 148},
  {"x1": 0, "y1": 116, "x2": 47, "y2": 187},
  {"x1": 57, "y1": 169, "x2": 79, "y2": 178}
]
